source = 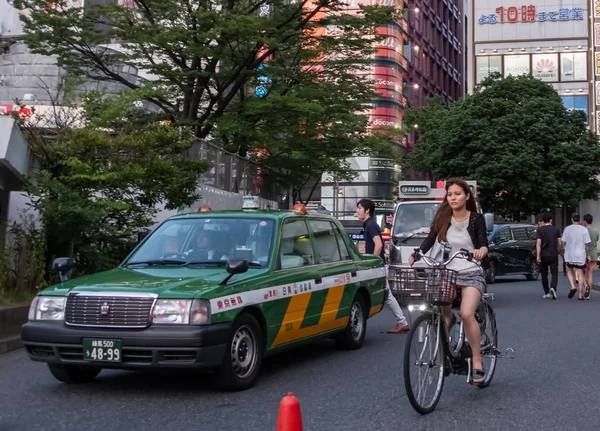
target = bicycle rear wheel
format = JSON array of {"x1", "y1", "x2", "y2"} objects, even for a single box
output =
[
  {"x1": 403, "y1": 313, "x2": 446, "y2": 414},
  {"x1": 477, "y1": 300, "x2": 498, "y2": 388}
]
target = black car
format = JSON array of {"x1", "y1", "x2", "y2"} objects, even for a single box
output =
[{"x1": 486, "y1": 223, "x2": 539, "y2": 284}]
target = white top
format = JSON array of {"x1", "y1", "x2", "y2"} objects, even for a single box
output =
[
  {"x1": 446, "y1": 217, "x2": 479, "y2": 272},
  {"x1": 562, "y1": 224, "x2": 591, "y2": 265}
]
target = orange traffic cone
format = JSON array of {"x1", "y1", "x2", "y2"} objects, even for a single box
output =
[{"x1": 276, "y1": 392, "x2": 303, "y2": 431}]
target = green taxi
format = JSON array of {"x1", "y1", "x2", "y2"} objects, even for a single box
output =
[{"x1": 22, "y1": 209, "x2": 386, "y2": 390}]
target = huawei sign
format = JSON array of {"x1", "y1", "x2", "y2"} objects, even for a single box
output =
[{"x1": 535, "y1": 58, "x2": 554, "y2": 73}]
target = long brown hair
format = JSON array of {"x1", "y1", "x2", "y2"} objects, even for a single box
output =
[{"x1": 432, "y1": 178, "x2": 477, "y2": 241}]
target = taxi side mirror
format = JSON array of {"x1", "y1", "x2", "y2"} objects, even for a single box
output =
[
  {"x1": 220, "y1": 259, "x2": 249, "y2": 285},
  {"x1": 53, "y1": 257, "x2": 73, "y2": 282}
]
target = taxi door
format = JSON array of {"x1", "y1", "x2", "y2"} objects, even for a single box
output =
[
  {"x1": 301, "y1": 219, "x2": 359, "y2": 335},
  {"x1": 266, "y1": 218, "x2": 320, "y2": 348}
]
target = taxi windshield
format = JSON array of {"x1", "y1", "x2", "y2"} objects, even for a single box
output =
[
  {"x1": 126, "y1": 217, "x2": 275, "y2": 268},
  {"x1": 392, "y1": 203, "x2": 440, "y2": 238}
]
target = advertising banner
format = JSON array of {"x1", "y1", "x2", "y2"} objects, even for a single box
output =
[
  {"x1": 370, "y1": 105, "x2": 402, "y2": 129},
  {"x1": 531, "y1": 53, "x2": 558, "y2": 82},
  {"x1": 595, "y1": 23, "x2": 600, "y2": 46},
  {"x1": 596, "y1": 82, "x2": 600, "y2": 106},
  {"x1": 595, "y1": 0, "x2": 600, "y2": 18},
  {"x1": 474, "y1": 0, "x2": 588, "y2": 42}
]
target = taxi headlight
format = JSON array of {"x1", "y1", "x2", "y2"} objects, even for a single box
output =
[
  {"x1": 152, "y1": 299, "x2": 192, "y2": 324},
  {"x1": 151, "y1": 299, "x2": 211, "y2": 325},
  {"x1": 30, "y1": 296, "x2": 66, "y2": 321}
]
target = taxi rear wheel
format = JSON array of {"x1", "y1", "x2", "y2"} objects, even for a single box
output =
[
  {"x1": 216, "y1": 313, "x2": 264, "y2": 391},
  {"x1": 47, "y1": 363, "x2": 101, "y2": 383},
  {"x1": 335, "y1": 295, "x2": 367, "y2": 350}
]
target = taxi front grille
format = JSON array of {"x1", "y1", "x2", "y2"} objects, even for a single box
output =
[{"x1": 65, "y1": 294, "x2": 155, "y2": 327}]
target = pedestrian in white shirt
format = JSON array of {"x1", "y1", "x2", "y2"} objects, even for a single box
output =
[{"x1": 561, "y1": 213, "x2": 591, "y2": 300}]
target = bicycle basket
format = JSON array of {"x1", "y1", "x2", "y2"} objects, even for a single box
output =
[{"x1": 391, "y1": 267, "x2": 457, "y2": 305}]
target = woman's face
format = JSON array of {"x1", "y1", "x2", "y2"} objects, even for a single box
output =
[{"x1": 446, "y1": 184, "x2": 470, "y2": 211}]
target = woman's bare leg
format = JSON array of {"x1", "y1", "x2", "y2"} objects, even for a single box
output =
[{"x1": 460, "y1": 286, "x2": 482, "y2": 370}]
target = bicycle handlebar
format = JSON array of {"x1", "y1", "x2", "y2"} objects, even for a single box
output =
[{"x1": 411, "y1": 247, "x2": 477, "y2": 268}]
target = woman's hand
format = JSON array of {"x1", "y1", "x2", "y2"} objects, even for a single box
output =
[
  {"x1": 473, "y1": 246, "x2": 488, "y2": 261},
  {"x1": 408, "y1": 255, "x2": 415, "y2": 266}
]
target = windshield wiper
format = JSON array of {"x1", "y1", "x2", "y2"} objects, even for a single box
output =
[
  {"x1": 395, "y1": 227, "x2": 430, "y2": 243},
  {"x1": 183, "y1": 261, "x2": 228, "y2": 267},
  {"x1": 184, "y1": 261, "x2": 263, "y2": 268},
  {"x1": 125, "y1": 259, "x2": 187, "y2": 268}
]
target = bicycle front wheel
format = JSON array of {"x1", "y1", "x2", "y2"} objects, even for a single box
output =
[{"x1": 403, "y1": 313, "x2": 446, "y2": 415}]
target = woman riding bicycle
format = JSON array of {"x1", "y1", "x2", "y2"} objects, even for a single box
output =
[{"x1": 408, "y1": 178, "x2": 490, "y2": 383}]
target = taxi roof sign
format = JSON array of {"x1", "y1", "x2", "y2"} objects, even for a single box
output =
[
  {"x1": 398, "y1": 180, "x2": 477, "y2": 200},
  {"x1": 242, "y1": 195, "x2": 260, "y2": 210}
]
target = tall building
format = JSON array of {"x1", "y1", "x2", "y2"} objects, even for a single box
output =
[
  {"x1": 466, "y1": 0, "x2": 600, "y2": 230},
  {"x1": 467, "y1": 0, "x2": 591, "y2": 124},
  {"x1": 320, "y1": 0, "x2": 466, "y2": 223}
]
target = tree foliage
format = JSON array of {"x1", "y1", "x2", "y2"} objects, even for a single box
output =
[
  {"x1": 405, "y1": 75, "x2": 600, "y2": 218},
  {"x1": 16, "y1": 0, "x2": 398, "y2": 194},
  {"x1": 19, "y1": 95, "x2": 206, "y2": 274}
]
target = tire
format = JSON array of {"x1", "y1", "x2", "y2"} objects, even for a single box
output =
[
  {"x1": 47, "y1": 363, "x2": 101, "y2": 383},
  {"x1": 526, "y1": 259, "x2": 539, "y2": 281},
  {"x1": 215, "y1": 313, "x2": 265, "y2": 391},
  {"x1": 477, "y1": 302, "x2": 498, "y2": 389},
  {"x1": 486, "y1": 261, "x2": 496, "y2": 284},
  {"x1": 335, "y1": 294, "x2": 367, "y2": 350},
  {"x1": 404, "y1": 314, "x2": 445, "y2": 415}
]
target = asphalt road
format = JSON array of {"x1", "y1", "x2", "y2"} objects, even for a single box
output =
[{"x1": 1, "y1": 275, "x2": 599, "y2": 431}]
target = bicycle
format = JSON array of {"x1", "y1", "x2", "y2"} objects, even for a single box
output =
[{"x1": 390, "y1": 248, "x2": 513, "y2": 415}]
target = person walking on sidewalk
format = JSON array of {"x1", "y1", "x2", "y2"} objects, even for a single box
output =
[
  {"x1": 536, "y1": 213, "x2": 561, "y2": 300},
  {"x1": 561, "y1": 213, "x2": 591, "y2": 300},
  {"x1": 583, "y1": 214, "x2": 599, "y2": 299},
  {"x1": 356, "y1": 199, "x2": 409, "y2": 334}
]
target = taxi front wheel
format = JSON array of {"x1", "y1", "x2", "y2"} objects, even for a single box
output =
[
  {"x1": 216, "y1": 313, "x2": 265, "y2": 391},
  {"x1": 335, "y1": 295, "x2": 367, "y2": 350}
]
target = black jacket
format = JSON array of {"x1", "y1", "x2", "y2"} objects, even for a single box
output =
[{"x1": 420, "y1": 212, "x2": 490, "y2": 269}]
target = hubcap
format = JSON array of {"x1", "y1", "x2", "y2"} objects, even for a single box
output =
[
  {"x1": 230, "y1": 325, "x2": 257, "y2": 379},
  {"x1": 350, "y1": 302, "x2": 364, "y2": 340}
]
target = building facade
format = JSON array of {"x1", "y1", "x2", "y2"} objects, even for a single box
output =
[
  {"x1": 320, "y1": 0, "x2": 466, "y2": 224},
  {"x1": 468, "y1": 0, "x2": 591, "y2": 124}
]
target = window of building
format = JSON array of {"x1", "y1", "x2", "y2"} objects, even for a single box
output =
[
  {"x1": 562, "y1": 95, "x2": 589, "y2": 123},
  {"x1": 561, "y1": 52, "x2": 587, "y2": 81},
  {"x1": 504, "y1": 55, "x2": 529, "y2": 77},
  {"x1": 476, "y1": 56, "x2": 502, "y2": 83},
  {"x1": 531, "y1": 53, "x2": 559, "y2": 82}
]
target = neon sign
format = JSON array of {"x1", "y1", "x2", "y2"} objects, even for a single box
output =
[{"x1": 478, "y1": 6, "x2": 584, "y2": 24}]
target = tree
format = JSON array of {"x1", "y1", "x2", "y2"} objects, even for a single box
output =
[
  {"x1": 404, "y1": 75, "x2": 600, "y2": 218},
  {"x1": 19, "y1": 94, "x2": 207, "y2": 275},
  {"x1": 16, "y1": 0, "x2": 397, "y2": 191}
]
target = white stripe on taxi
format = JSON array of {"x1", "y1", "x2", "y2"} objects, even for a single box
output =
[{"x1": 210, "y1": 266, "x2": 385, "y2": 314}]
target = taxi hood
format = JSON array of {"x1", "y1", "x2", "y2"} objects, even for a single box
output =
[{"x1": 41, "y1": 266, "x2": 266, "y2": 298}]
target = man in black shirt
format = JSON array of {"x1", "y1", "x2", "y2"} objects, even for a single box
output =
[
  {"x1": 357, "y1": 199, "x2": 409, "y2": 333},
  {"x1": 536, "y1": 212, "x2": 562, "y2": 299}
]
